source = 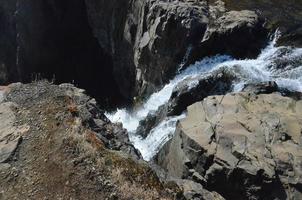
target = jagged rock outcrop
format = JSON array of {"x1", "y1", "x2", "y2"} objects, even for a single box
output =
[
  {"x1": 0, "y1": 81, "x2": 229, "y2": 199},
  {"x1": 0, "y1": 81, "x2": 181, "y2": 199},
  {"x1": 157, "y1": 91, "x2": 302, "y2": 199},
  {"x1": 0, "y1": 0, "x2": 301, "y2": 103},
  {"x1": 135, "y1": 67, "x2": 236, "y2": 139},
  {"x1": 0, "y1": 0, "x2": 271, "y2": 103}
]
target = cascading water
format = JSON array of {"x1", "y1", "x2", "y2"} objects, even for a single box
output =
[{"x1": 106, "y1": 32, "x2": 302, "y2": 161}]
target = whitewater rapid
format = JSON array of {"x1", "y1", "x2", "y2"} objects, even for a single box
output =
[{"x1": 106, "y1": 34, "x2": 302, "y2": 161}]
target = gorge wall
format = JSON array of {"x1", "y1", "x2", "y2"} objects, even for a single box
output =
[
  {"x1": 0, "y1": 0, "x2": 123, "y2": 108},
  {"x1": 1, "y1": 0, "x2": 301, "y2": 108}
]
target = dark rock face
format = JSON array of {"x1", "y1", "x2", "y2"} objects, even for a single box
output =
[
  {"x1": 0, "y1": 0, "x2": 272, "y2": 103},
  {"x1": 0, "y1": 1, "x2": 18, "y2": 84},
  {"x1": 84, "y1": 0, "x2": 135, "y2": 100},
  {"x1": 0, "y1": 0, "x2": 124, "y2": 108},
  {"x1": 132, "y1": 0, "x2": 210, "y2": 97}
]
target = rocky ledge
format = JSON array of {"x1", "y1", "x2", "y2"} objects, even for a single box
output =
[
  {"x1": 157, "y1": 90, "x2": 302, "y2": 199},
  {"x1": 0, "y1": 81, "x2": 179, "y2": 199}
]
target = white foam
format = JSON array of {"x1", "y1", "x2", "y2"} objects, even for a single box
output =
[{"x1": 106, "y1": 32, "x2": 302, "y2": 161}]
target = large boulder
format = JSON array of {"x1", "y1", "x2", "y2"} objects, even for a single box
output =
[{"x1": 157, "y1": 92, "x2": 302, "y2": 199}]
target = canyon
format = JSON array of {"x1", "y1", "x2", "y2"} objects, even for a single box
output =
[{"x1": 0, "y1": 0, "x2": 302, "y2": 199}]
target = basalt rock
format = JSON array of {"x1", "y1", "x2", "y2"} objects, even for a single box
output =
[
  {"x1": 136, "y1": 67, "x2": 236, "y2": 138},
  {"x1": 157, "y1": 91, "x2": 302, "y2": 199},
  {"x1": 168, "y1": 68, "x2": 236, "y2": 116},
  {"x1": 220, "y1": 0, "x2": 302, "y2": 47},
  {"x1": 0, "y1": 0, "x2": 271, "y2": 102},
  {"x1": 189, "y1": 9, "x2": 268, "y2": 62}
]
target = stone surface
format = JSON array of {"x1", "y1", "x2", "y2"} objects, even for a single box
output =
[
  {"x1": 175, "y1": 179, "x2": 225, "y2": 200},
  {"x1": 0, "y1": 0, "x2": 300, "y2": 102},
  {"x1": 168, "y1": 67, "x2": 236, "y2": 116},
  {"x1": 157, "y1": 92, "x2": 302, "y2": 199},
  {"x1": 242, "y1": 81, "x2": 278, "y2": 94},
  {"x1": 0, "y1": 0, "x2": 271, "y2": 102},
  {"x1": 220, "y1": 0, "x2": 302, "y2": 47},
  {"x1": 0, "y1": 81, "x2": 180, "y2": 199},
  {"x1": 189, "y1": 8, "x2": 268, "y2": 62},
  {"x1": 0, "y1": 102, "x2": 20, "y2": 163}
]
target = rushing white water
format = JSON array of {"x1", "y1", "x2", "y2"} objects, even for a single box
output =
[{"x1": 106, "y1": 33, "x2": 302, "y2": 161}]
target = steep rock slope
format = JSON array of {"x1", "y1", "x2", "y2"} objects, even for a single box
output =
[
  {"x1": 157, "y1": 91, "x2": 302, "y2": 199},
  {"x1": 0, "y1": 82, "x2": 173, "y2": 199},
  {"x1": 0, "y1": 81, "x2": 228, "y2": 199},
  {"x1": 0, "y1": 0, "x2": 124, "y2": 107},
  {"x1": 0, "y1": 0, "x2": 270, "y2": 103},
  {"x1": 0, "y1": 0, "x2": 300, "y2": 103},
  {"x1": 86, "y1": 0, "x2": 269, "y2": 98}
]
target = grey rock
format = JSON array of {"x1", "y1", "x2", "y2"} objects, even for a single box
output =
[
  {"x1": 158, "y1": 92, "x2": 302, "y2": 199},
  {"x1": 175, "y1": 179, "x2": 225, "y2": 200},
  {"x1": 0, "y1": 102, "x2": 23, "y2": 163}
]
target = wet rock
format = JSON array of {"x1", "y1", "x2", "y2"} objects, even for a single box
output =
[
  {"x1": 168, "y1": 68, "x2": 236, "y2": 116},
  {"x1": 157, "y1": 92, "x2": 302, "y2": 199},
  {"x1": 136, "y1": 67, "x2": 236, "y2": 139},
  {"x1": 136, "y1": 105, "x2": 168, "y2": 138}
]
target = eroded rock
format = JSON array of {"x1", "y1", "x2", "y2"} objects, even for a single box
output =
[
  {"x1": 157, "y1": 92, "x2": 302, "y2": 199},
  {"x1": 0, "y1": 102, "x2": 24, "y2": 163}
]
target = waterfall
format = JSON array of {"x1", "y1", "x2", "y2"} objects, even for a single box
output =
[{"x1": 106, "y1": 33, "x2": 302, "y2": 161}]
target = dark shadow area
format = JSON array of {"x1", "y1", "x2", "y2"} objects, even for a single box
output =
[{"x1": 0, "y1": 0, "x2": 126, "y2": 109}]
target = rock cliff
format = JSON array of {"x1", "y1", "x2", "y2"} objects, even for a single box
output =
[
  {"x1": 4, "y1": 0, "x2": 301, "y2": 103},
  {"x1": 0, "y1": 81, "x2": 177, "y2": 199},
  {"x1": 157, "y1": 90, "x2": 302, "y2": 199}
]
